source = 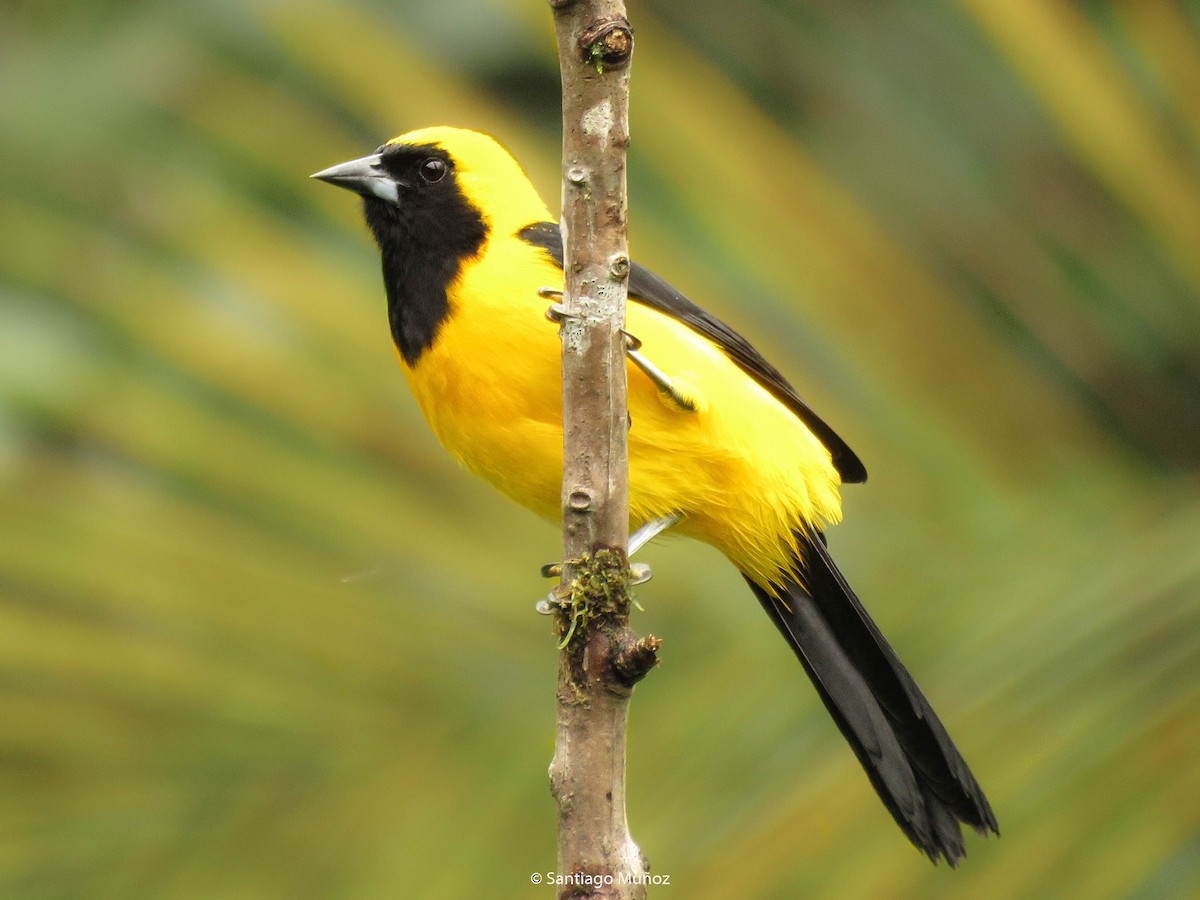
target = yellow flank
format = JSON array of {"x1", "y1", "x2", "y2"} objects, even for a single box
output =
[{"x1": 391, "y1": 128, "x2": 843, "y2": 590}]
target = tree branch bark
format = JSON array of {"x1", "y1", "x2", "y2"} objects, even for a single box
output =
[{"x1": 546, "y1": 3, "x2": 657, "y2": 898}]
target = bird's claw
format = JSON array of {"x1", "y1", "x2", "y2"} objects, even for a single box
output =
[
  {"x1": 623, "y1": 330, "x2": 698, "y2": 412},
  {"x1": 535, "y1": 591, "x2": 565, "y2": 616},
  {"x1": 541, "y1": 288, "x2": 567, "y2": 325}
]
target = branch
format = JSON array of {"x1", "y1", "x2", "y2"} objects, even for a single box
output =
[{"x1": 546, "y1": 2, "x2": 657, "y2": 898}]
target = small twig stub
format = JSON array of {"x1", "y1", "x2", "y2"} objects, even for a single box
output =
[{"x1": 579, "y1": 18, "x2": 634, "y2": 70}]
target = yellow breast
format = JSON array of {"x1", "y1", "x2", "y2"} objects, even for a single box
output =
[{"x1": 401, "y1": 235, "x2": 843, "y2": 589}]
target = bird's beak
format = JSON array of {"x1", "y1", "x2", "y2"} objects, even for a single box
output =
[{"x1": 311, "y1": 153, "x2": 400, "y2": 203}]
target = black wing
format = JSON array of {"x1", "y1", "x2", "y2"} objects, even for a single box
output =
[{"x1": 519, "y1": 222, "x2": 867, "y2": 484}]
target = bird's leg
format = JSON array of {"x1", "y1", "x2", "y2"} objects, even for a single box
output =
[
  {"x1": 625, "y1": 511, "x2": 684, "y2": 589},
  {"x1": 622, "y1": 331, "x2": 698, "y2": 412},
  {"x1": 536, "y1": 513, "x2": 683, "y2": 614},
  {"x1": 629, "y1": 511, "x2": 683, "y2": 555}
]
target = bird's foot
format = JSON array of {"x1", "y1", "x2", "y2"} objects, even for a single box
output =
[
  {"x1": 534, "y1": 562, "x2": 653, "y2": 616},
  {"x1": 622, "y1": 331, "x2": 698, "y2": 412},
  {"x1": 540, "y1": 288, "x2": 567, "y2": 326},
  {"x1": 534, "y1": 513, "x2": 682, "y2": 614}
]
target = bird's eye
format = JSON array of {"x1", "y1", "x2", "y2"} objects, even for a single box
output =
[{"x1": 420, "y1": 158, "x2": 448, "y2": 183}]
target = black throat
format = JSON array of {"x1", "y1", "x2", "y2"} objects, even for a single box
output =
[{"x1": 362, "y1": 181, "x2": 488, "y2": 366}]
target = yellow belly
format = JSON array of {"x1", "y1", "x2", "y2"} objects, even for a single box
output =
[{"x1": 401, "y1": 240, "x2": 843, "y2": 588}]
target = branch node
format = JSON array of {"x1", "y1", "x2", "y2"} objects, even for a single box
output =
[
  {"x1": 613, "y1": 634, "x2": 661, "y2": 686},
  {"x1": 568, "y1": 488, "x2": 594, "y2": 512},
  {"x1": 579, "y1": 18, "x2": 634, "y2": 71}
]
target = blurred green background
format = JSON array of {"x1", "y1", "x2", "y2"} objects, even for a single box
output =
[{"x1": 3, "y1": 0, "x2": 1200, "y2": 897}]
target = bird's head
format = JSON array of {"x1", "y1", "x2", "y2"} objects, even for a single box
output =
[{"x1": 312, "y1": 126, "x2": 551, "y2": 256}]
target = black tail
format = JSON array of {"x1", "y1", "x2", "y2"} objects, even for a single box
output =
[{"x1": 742, "y1": 532, "x2": 998, "y2": 865}]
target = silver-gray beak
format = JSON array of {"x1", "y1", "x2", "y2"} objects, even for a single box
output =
[{"x1": 311, "y1": 153, "x2": 400, "y2": 203}]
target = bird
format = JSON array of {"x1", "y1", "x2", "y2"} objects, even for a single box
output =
[{"x1": 312, "y1": 126, "x2": 998, "y2": 864}]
